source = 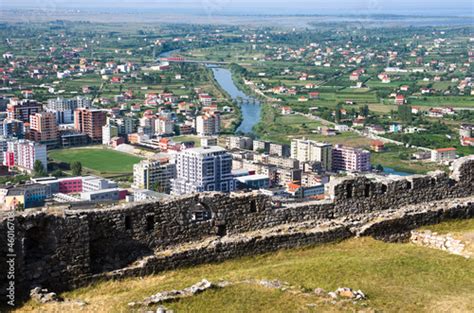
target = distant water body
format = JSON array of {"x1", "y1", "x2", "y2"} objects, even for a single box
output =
[
  {"x1": 159, "y1": 50, "x2": 261, "y2": 134},
  {"x1": 77, "y1": 7, "x2": 472, "y2": 18},
  {"x1": 210, "y1": 67, "x2": 261, "y2": 135},
  {"x1": 383, "y1": 167, "x2": 412, "y2": 176}
]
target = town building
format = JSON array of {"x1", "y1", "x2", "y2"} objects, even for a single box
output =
[
  {"x1": 7, "y1": 99, "x2": 42, "y2": 122},
  {"x1": 133, "y1": 159, "x2": 176, "y2": 193},
  {"x1": 60, "y1": 131, "x2": 89, "y2": 148},
  {"x1": 459, "y1": 124, "x2": 473, "y2": 139},
  {"x1": 133, "y1": 189, "x2": 170, "y2": 202},
  {"x1": 46, "y1": 96, "x2": 91, "y2": 124},
  {"x1": 32, "y1": 176, "x2": 83, "y2": 195},
  {"x1": 171, "y1": 146, "x2": 235, "y2": 195},
  {"x1": 102, "y1": 124, "x2": 118, "y2": 145},
  {"x1": 431, "y1": 148, "x2": 457, "y2": 163},
  {"x1": 290, "y1": 139, "x2": 332, "y2": 171},
  {"x1": 80, "y1": 188, "x2": 127, "y2": 202},
  {"x1": 198, "y1": 94, "x2": 213, "y2": 106},
  {"x1": 395, "y1": 95, "x2": 405, "y2": 105},
  {"x1": 2, "y1": 183, "x2": 48, "y2": 209},
  {"x1": 196, "y1": 112, "x2": 220, "y2": 136},
  {"x1": 332, "y1": 145, "x2": 371, "y2": 172},
  {"x1": 335, "y1": 124, "x2": 350, "y2": 132},
  {"x1": 82, "y1": 176, "x2": 118, "y2": 192},
  {"x1": 1, "y1": 119, "x2": 24, "y2": 138},
  {"x1": 29, "y1": 112, "x2": 58, "y2": 148},
  {"x1": 287, "y1": 183, "x2": 325, "y2": 199},
  {"x1": 108, "y1": 116, "x2": 136, "y2": 135},
  {"x1": 269, "y1": 143, "x2": 290, "y2": 157},
  {"x1": 253, "y1": 154, "x2": 300, "y2": 170},
  {"x1": 74, "y1": 108, "x2": 107, "y2": 143},
  {"x1": 227, "y1": 136, "x2": 253, "y2": 150},
  {"x1": 281, "y1": 106, "x2": 292, "y2": 115},
  {"x1": 236, "y1": 174, "x2": 270, "y2": 190},
  {"x1": 3, "y1": 139, "x2": 47, "y2": 173},
  {"x1": 253, "y1": 140, "x2": 270, "y2": 153},
  {"x1": 370, "y1": 140, "x2": 385, "y2": 152},
  {"x1": 201, "y1": 137, "x2": 218, "y2": 147},
  {"x1": 155, "y1": 117, "x2": 174, "y2": 135}
]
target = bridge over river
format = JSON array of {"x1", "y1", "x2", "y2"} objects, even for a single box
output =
[{"x1": 159, "y1": 57, "x2": 230, "y2": 65}]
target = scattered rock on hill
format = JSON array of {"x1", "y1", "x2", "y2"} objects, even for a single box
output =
[
  {"x1": 139, "y1": 279, "x2": 216, "y2": 306},
  {"x1": 30, "y1": 287, "x2": 62, "y2": 303},
  {"x1": 330, "y1": 287, "x2": 366, "y2": 300},
  {"x1": 314, "y1": 287, "x2": 326, "y2": 296},
  {"x1": 30, "y1": 287, "x2": 87, "y2": 306}
]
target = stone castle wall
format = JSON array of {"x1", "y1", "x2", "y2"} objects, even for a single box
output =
[{"x1": 0, "y1": 156, "x2": 473, "y2": 303}]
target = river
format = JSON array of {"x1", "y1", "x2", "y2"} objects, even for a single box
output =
[
  {"x1": 209, "y1": 67, "x2": 261, "y2": 134},
  {"x1": 159, "y1": 50, "x2": 261, "y2": 134},
  {"x1": 158, "y1": 49, "x2": 181, "y2": 59}
]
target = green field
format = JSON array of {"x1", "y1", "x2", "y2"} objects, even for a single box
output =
[
  {"x1": 173, "y1": 135, "x2": 202, "y2": 147},
  {"x1": 371, "y1": 144, "x2": 447, "y2": 174},
  {"x1": 18, "y1": 219, "x2": 474, "y2": 313},
  {"x1": 49, "y1": 148, "x2": 143, "y2": 175}
]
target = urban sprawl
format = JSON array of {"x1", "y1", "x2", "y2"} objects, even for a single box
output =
[{"x1": 0, "y1": 21, "x2": 472, "y2": 210}]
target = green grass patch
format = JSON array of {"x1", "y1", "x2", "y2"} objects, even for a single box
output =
[
  {"x1": 173, "y1": 135, "x2": 202, "y2": 147},
  {"x1": 371, "y1": 144, "x2": 445, "y2": 174},
  {"x1": 49, "y1": 147, "x2": 143, "y2": 175},
  {"x1": 419, "y1": 219, "x2": 474, "y2": 235}
]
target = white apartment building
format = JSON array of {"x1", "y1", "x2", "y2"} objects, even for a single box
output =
[
  {"x1": 4, "y1": 139, "x2": 47, "y2": 172},
  {"x1": 133, "y1": 159, "x2": 176, "y2": 193},
  {"x1": 82, "y1": 176, "x2": 118, "y2": 192},
  {"x1": 290, "y1": 139, "x2": 332, "y2": 171},
  {"x1": 108, "y1": 116, "x2": 136, "y2": 135},
  {"x1": 201, "y1": 137, "x2": 218, "y2": 147},
  {"x1": 102, "y1": 124, "x2": 118, "y2": 145},
  {"x1": 431, "y1": 148, "x2": 457, "y2": 163},
  {"x1": 228, "y1": 136, "x2": 253, "y2": 150},
  {"x1": 155, "y1": 117, "x2": 174, "y2": 135},
  {"x1": 196, "y1": 112, "x2": 220, "y2": 136},
  {"x1": 46, "y1": 96, "x2": 91, "y2": 124},
  {"x1": 253, "y1": 140, "x2": 270, "y2": 153},
  {"x1": 171, "y1": 146, "x2": 235, "y2": 195},
  {"x1": 139, "y1": 116, "x2": 156, "y2": 135}
]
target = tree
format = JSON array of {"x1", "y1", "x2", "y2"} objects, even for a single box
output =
[
  {"x1": 360, "y1": 104, "x2": 369, "y2": 117},
  {"x1": 33, "y1": 160, "x2": 46, "y2": 177},
  {"x1": 375, "y1": 164, "x2": 384, "y2": 172},
  {"x1": 52, "y1": 169, "x2": 65, "y2": 178},
  {"x1": 15, "y1": 202, "x2": 24, "y2": 211},
  {"x1": 71, "y1": 161, "x2": 82, "y2": 176},
  {"x1": 335, "y1": 104, "x2": 342, "y2": 123},
  {"x1": 398, "y1": 105, "x2": 412, "y2": 124},
  {"x1": 151, "y1": 182, "x2": 164, "y2": 193}
]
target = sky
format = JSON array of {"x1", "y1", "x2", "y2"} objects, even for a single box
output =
[{"x1": 3, "y1": 0, "x2": 474, "y2": 16}]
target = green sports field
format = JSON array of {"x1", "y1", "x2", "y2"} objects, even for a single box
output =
[{"x1": 49, "y1": 148, "x2": 143, "y2": 175}]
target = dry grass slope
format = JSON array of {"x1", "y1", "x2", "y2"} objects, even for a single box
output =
[{"x1": 17, "y1": 220, "x2": 474, "y2": 313}]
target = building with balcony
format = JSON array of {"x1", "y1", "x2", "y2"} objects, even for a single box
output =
[{"x1": 171, "y1": 146, "x2": 234, "y2": 195}]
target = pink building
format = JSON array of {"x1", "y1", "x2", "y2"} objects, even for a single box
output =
[
  {"x1": 58, "y1": 177, "x2": 83, "y2": 194},
  {"x1": 118, "y1": 189, "x2": 128, "y2": 200},
  {"x1": 332, "y1": 145, "x2": 371, "y2": 172}
]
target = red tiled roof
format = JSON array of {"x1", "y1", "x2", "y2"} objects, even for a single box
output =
[{"x1": 436, "y1": 147, "x2": 456, "y2": 152}]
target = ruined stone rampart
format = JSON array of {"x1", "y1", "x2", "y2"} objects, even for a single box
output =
[{"x1": 0, "y1": 156, "x2": 473, "y2": 303}]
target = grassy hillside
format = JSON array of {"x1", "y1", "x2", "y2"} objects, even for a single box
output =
[{"x1": 16, "y1": 219, "x2": 474, "y2": 313}]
